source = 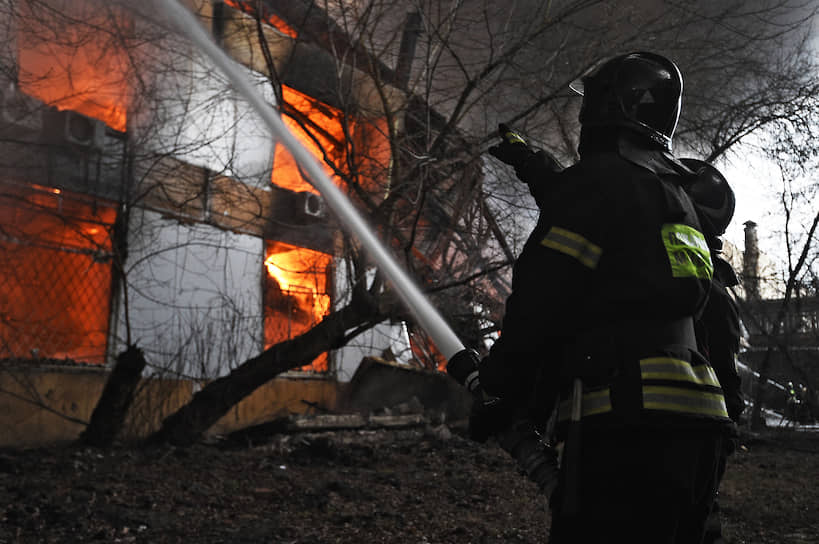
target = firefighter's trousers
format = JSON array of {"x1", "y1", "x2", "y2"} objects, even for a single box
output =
[{"x1": 548, "y1": 424, "x2": 725, "y2": 544}]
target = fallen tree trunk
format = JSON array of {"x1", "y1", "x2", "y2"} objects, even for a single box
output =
[{"x1": 147, "y1": 294, "x2": 383, "y2": 447}]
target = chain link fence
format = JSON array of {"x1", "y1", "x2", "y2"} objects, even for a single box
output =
[{"x1": 0, "y1": 183, "x2": 116, "y2": 365}]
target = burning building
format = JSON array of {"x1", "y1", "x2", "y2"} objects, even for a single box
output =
[{"x1": 0, "y1": 0, "x2": 491, "y2": 445}]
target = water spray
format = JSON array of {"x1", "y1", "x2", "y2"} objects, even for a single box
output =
[
  {"x1": 152, "y1": 0, "x2": 465, "y2": 360},
  {"x1": 147, "y1": 3, "x2": 561, "y2": 495}
]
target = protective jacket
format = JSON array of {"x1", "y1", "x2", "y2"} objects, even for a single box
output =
[
  {"x1": 696, "y1": 255, "x2": 744, "y2": 422},
  {"x1": 699, "y1": 254, "x2": 742, "y2": 544},
  {"x1": 479, "y1": 145, "x2": 733, "y2": 430}
]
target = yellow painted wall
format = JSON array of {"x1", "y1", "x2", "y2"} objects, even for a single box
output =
[
  {"x1": 0, "y1": 365, "x2": 108, "y2": 447},
  {"x1": 211, "y1": 377, "x2": 340, "y2": 435},
  {"x1": 0, "y1": 365, "x2": 342, "y2": 448}
]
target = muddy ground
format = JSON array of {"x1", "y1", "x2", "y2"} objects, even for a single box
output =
[{"x1": 0, "y1": 425, "x2": 817, "y2": 543}]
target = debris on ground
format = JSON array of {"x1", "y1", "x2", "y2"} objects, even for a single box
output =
[{"x1": 0, "y1": 426, "x2": 816, "y2": 543}]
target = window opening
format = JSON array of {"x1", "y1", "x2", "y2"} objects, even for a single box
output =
[
  {"x1": 264, "y1": 240, "x2": 332, "y2": 372},
  {"x1": 0, "y1": 182, "x2": 116, "y2": 364},
  {"x1": 16, "y1": 0, "x2": 130, "y2": 132}
]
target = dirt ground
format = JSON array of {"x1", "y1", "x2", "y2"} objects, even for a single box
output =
[{"x1": 0, "y1": 425, "x2": 817, "y2": 544}]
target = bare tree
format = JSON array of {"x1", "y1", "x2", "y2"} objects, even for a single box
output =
[{"x1": 739, "y1": 119, "x2": 819, "y2": 428}]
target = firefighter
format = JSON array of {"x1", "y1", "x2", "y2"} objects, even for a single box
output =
[
  {"x1": 449, "y1": 51, "x2": 733, "y2": 543},
  {"x1": 783, "y1": 382, "x2": 800, "y2": 426},
  {"x1": 680, "y1": 158, "x2": 744, "y2": 422},
  {"x1": 680, "y1": 158, "x2": 743, "y2": 544},
  {"x1": 483, "y1": 143, "x2": 745, "y2": 542}
]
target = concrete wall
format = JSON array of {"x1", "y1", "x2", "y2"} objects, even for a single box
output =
[
  {"x1": 114, "y1": 208, "x2": 265, "y2": 379},
  {"x1": 0, "y1": 364, "x2": 341, "y2": 448},
  {"x1": 134, "y1": 1, "x2": 275, "y2": 188},
  {"x1": 0, "y1": 364, "x2": 109, "y2": 447}
]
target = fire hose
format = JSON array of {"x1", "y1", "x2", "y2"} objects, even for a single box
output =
[
  {"x1": 447, "y1": 350, "x2": 561, "y2": 497},
  {"x1": 154, "y1": 0, "x2": 560, "y2": 499},
  {"x1": 153, "y1": 0, "x2": 464, "y2": 361}
]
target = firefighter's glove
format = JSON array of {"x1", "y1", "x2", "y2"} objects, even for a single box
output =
[
  {"x1": 469, "y1": 396, "x2": 516, "y2": 443},
  {"x1": 447, "y1": 349, "x2": 515, "y2": 442},
  {"x1": 488, "y1": 123, "x2": 536, "y2": 170}
]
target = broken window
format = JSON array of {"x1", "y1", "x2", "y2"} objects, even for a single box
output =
[
  {"x1": 264, "y1": 241, "x2": 332, "y2": 372},
  {"x1": 15, "y1": 0, "x2": 131, "y2": 132},
  {"x1": 0, "y1": 183, "x2": 116, "y2": 364},
  {"x1": 272, "y1": 86, "x2": 351, "y2": 194},
  {"x1": 273, "y1": 85, "x2": 391, "y2": 210}
]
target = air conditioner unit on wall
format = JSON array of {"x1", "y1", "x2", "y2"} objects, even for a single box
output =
[
  {"x1": 267, "y1": 187, "x2": 334, "y2": 253},
  {"x1": 270, "y1": 187, "x2": 328, "y2": 225},
  {"x1": 0, "y1": 82, "x2": 43, "y2": 134},
  {"x1": 61, "y1": 110, "x2": 106, "y2": 150},
  {"x1": 43, "y1": 108, "x2": 106, "y2": 151},
  {"x1": 300, "y1": 191, "x2": 326, "y2": 219}
]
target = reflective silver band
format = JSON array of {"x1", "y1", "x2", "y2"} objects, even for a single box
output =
[
  {"x1": 465, "y1": 370, "x2": 481, "y2": 394},
  {"x1": 642, "y1": 385, "x2": 729, "y2": 418},
  {"x1": 640, "y1": 357, "x2": 721, "y2": 388}
]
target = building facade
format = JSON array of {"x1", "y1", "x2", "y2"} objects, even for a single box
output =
[{"x1": 0, "y1": 0, "x2": 440, "y2": 385}]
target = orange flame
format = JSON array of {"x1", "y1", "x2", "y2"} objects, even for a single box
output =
[
  {"x1": 410, "y1": 329, "x2": 448, "y2": 372},
  {"x1": 272, "y1": 86, "x2": 351, "y2": 194},
  {"x1": 273, "y1": 86, "x2": 393, "y2": 208},
  {"x1": 16, "y1": 1, "x2": 129, "y2": 132},
  {"x1": 0, "y1": 183, "x2": 115, "y2": 364},
  {"x1": 264, "y1": 241, "x2": 332, "y2": 372},
  {"x1": 224, "y1": 0, "x2": 299, "y2": 38}
]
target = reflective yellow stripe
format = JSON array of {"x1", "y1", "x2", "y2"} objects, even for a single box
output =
[
  {"x1": 661, "y1": 224, "x2": 713, "y2": 279},
  {"x1": 504, "y1": 131, "x2": 526, "y2": 145},
  {"x1": 583, "y1": 388, "x2": 612, "y2": 416},
  {"x1": 541, "y1": 227, "x2": 602, "y2": 269},
  {"x1": 640, "y1": 357, "x2": 721, "y2": 388},
  {"x1": 642, "y1": 386, "x2": 729, "y2": 418},
  {"x1": 557, "y1": 387, "x2": 612, "y2": 422}
]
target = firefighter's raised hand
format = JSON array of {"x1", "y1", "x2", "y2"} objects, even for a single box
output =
[{"x1": 488, "y1": 123, "x2": 535, "y2": 168}]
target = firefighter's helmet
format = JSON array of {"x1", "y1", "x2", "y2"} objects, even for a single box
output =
[
  {"x1": 680, "y1": 158, "x2": 736, "y2": 237},
  {"x1": 571, "y1": 52, "x2": 683, "y2": 152}
]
